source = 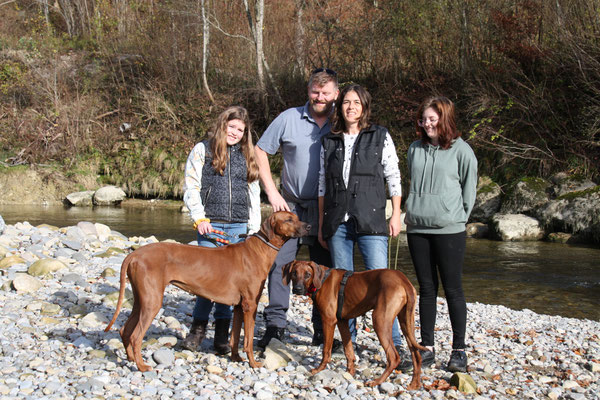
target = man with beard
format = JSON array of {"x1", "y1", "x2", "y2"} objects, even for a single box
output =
[{"x1": 255, "y1": 69, "x2": 339, "y2": 348}]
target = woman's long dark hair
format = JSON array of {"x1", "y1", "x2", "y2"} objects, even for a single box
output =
[{"x1": 331, "y1": 84, "x2": 372, "y2": 134}]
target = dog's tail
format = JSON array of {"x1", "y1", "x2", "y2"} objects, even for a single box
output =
[
  {"x1": 399, "y1": 281, "x2": 429, "y2": 353},
  {"x1": 104, "y1": 252, "x2": 133, "y2": 332}
]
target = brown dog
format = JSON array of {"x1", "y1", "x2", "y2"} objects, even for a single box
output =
[
  {"x1": 105, "y1": 211, "x2": 309, "y2": 372},
  {"x1": 283, "y1": 260, "x2": 427, "y2": 389}
]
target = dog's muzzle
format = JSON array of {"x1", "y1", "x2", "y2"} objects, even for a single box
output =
[{"x1": 292, "y1": 283, "x2": 307, "y2": 295}]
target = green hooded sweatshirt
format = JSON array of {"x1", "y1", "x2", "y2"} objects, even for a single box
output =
[{"x1": 405, "y1": 137, "x2": 478, "y2": 234}]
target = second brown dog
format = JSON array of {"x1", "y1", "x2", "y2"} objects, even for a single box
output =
[{"x1": 283, "y1": 260, "x2": 427, "y2": 389}]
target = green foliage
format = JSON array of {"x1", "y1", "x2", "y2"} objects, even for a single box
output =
[
  {"x1": 468, "y1": 99, "x2": 514, "y2": 141},
  {"x1": 0, "y1": 0, "x2": 598, "y2": 199},
  {"x1": 0, "y1": 61, "x2": 27, "y2": 94}
]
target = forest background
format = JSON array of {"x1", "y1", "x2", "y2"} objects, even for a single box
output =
[{"x1": 0, "y1": 0, "x2": 599, "y2": 199}]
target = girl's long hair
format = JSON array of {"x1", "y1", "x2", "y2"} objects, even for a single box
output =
[
  {"x1": 415, "y1": 96, "x2": 461, "y2": 149},
  {"x1": 209, "y1": 106, "x2": 259, "y2": 182},
  {"x1": 331, "y1": 84, "x2": 372, "y2": 134}
]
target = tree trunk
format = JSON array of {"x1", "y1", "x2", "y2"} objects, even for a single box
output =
[
  {"x1": 200, "y1": 0, "x2": 215, "y2": 103},
  {"x1": 294, "y1": 0, "x2": 306, "y2": 78}
]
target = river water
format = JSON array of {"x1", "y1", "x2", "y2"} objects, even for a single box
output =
[{"x1": 1, "y1": 203, "x2": 599, "y2": 321}]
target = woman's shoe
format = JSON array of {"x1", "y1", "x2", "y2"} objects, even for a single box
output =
[{"x1": 447, "y1": 349, "x2": 468, "y2": 372}]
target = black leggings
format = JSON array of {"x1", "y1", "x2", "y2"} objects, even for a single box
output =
[{"x1": 407, "y1": 231, "x2": 467, "y2": 349}]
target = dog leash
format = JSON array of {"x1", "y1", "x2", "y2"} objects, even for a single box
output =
[
  {"x1": 388, "y1": 234, "x2": 401, "y2": 270},
  {"x1": 201, "y1": 229, "x2": 248, "y2": 246}
]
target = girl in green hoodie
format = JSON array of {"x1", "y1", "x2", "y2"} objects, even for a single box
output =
[{"x1": 399, "y1": 96, "x2": 477, "y2": 374}]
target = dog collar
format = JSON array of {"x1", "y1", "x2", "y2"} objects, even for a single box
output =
[{"x1": 253, "y1": 231, "x2": 281, "y2": 251}]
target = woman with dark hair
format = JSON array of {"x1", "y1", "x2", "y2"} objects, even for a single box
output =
[
  {"x1": 398, "y1": 96, "x2": 478, "y2": 373},
  {"x1": 317, "y1": 84, "x2": 404, "y2": 350}
]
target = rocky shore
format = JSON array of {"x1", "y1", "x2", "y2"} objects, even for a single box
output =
[{"x1": 0, "y1": 220, "x2": 599, "y2": 399}]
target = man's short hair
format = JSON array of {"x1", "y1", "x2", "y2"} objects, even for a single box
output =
[{"x1": 308, "y1": 68, "x2": 338, "y2": 89}]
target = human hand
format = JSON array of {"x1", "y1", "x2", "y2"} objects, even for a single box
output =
[
  {"x1": 268, "y1": 191, "x2": 290, "y2": 212},
  {"x1": 388, "y1": 213, "x2": 402, "y2": 237},
  {"x1": 196, "y1": 221, "x2": 213, "y2": 235},
  {"x1": 318, "y1": 229, "x2": 329, "y2": 250}
]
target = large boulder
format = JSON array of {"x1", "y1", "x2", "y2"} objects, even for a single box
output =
[
  {"x1": 65, "y1": 190, "x2": 95, "y2": 206},
  {"x1": 470, "y1": 176, "x2": 502, "y2": 222},
  {"x1": 549, "y1": 172, "x2": 597, "y2": 197},
  {"x1": 500, "y1": 177, "x2": 550, "y2": 214},
  {"x1": 93, "y1": 186, "x2": 126, "y2": 206},
  {"x1": 492, "y1": 214, "x2": 544, "y2": 241},
  {"x1": 535, "y1": 187, "x2": 600, "y2": 243}
]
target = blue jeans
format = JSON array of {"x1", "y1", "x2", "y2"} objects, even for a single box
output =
[
  {"x1": 328, "y1": 219, "x2": 403, "y2": 346},
  {"x1": 192, "y1": 222, "x2": 247, "y2": 321}
]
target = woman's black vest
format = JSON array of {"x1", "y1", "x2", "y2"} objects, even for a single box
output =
[
  {"x1": 321, "y1": 125, "x2": 388, "y2": 239},
  {"x1": 201, "y1": 140, "x2": 249, "y2": 222}
]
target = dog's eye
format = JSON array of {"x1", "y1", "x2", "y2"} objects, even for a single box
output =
[{"x1": 304, "y1": 272, "x2": 311, "y2": 280}]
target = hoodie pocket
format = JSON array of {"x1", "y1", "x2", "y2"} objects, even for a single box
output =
[{"x1": 404, "y1": 193, "x2": 453, "y2": 228}]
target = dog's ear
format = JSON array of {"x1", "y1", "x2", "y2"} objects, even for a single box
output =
[
  {"x1": 282, "y1": 261, "x2": 293, "y2": 286},
  {"x1": 311, "y1": 261, "x2": 325, "y2": 290},
  {"x1": 261, "y1": 213, "x2": 275, "y2": 239}
]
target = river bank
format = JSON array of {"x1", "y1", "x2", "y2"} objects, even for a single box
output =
[{"x1": 0, "y1": 220, "x2": 599, "y2": 399}]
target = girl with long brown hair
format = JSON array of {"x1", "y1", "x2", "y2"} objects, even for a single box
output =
[{"x1": 182, "y1": 106, "x2": 260, "y2": 354}]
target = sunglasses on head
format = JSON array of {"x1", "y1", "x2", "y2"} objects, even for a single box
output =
[{"x1": 312, "y1": 68, "x2": 337, "y2": 77}]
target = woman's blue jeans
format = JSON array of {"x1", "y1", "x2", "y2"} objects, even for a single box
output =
[
  {"x1": 192, "y1": 222, "x2": 247, "y2": 321},
  {"x1": 328, "y1": 219, "x2": 403, "y2": 346}
]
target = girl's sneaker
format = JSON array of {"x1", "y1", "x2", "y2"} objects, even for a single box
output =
[{"x1": 447, "y1": 349, "x2": 468, "y2": 372}]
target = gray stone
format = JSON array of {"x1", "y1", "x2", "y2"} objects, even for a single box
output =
[
  {"x1": 152, "y1": 348, "x2": 175, "y2": 366},
  {"x1": 93, "y1": 186, "x2": 126, "y2": 206},
  {"x1": 263, "y1": 338, "x2": 301, "y2": 370},
  {"x1": 471, "y1": 176, "x2": 502, "y2": 222},
  {"x1": 549, "y1": 173, "x2": 596, "y2": 197},
  {"x1": 65, "y1": 191, "x2": 95, "y2": 206},
  {"x1": 500, "y1": 177, "x2": 550, "y2": 214},
  {"x1": 12, "y1": 273, "x2": 42, "y2": 293},
  {"x1": 95, "y1": 223, "x2": 112, "y2": 241},
  {"x1": 62, "y1": 240, "x2": 83, "y2": 251},
  {"x1": 79, "y1": 311, "x2": 109, "y2": 329},
  {"x1": 466, "y1": 222, "x2": 489, "y2": 238},
  {"x1": 77, "y1": 221, "x2": 98, "y2": 237},
  {"x1": 60, "y1": 273, "x2": 87, "y2": 286},
  {"x1": 492, "y1": 214, "x2": 544, "y2": 241},
  {"x1": 535, "y1": 189, "x2": 600, "y2": 243}
]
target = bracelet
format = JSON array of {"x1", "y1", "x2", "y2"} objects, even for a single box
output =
[{"x1": 193, "y1": 218, "x2": 210, "y2": 230}]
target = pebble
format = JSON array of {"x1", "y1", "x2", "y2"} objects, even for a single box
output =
[{"x1": 0, "y1": 220, "x2": 598, "y2": 399}]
